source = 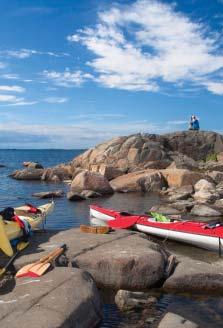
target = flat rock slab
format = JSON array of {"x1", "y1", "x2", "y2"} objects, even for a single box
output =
[
  {"x1": 0, "y1": 229, "x2": 165, "y2": 291},
  {"x1": 163, "y1": 250, "x2": 223, "y2": 294},
  {"x1": 0, "y1": 228, "x2": 135, "y2": 269},
  {"x1": 0, "y1": 267, "x2": 102, "y2": 328}
]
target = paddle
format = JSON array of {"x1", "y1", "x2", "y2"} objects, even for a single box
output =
[
  {"x1": 108, "y1": 216, "x2": 139, "y2": 229},
  {"x1": 26, "y1": 244, "x2": 67, "y2": 278},
  {"x1": 16, "y1": 246, "x2": 64, "y2": 278},
  {"x1": 0, "y1": 241, "x2": 29, "y2": 276}
]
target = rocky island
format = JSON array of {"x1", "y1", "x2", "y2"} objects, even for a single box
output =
[
  {"x1": 10, "y1": 131, "x2": 223, "y2": 217},
  {"x1": 3, "y1": 130, "x2": 223, "y2": 328}
]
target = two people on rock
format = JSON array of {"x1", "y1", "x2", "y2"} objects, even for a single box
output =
[{"x1": 189, "y1": 115, "x2": 199, "y2": 130}]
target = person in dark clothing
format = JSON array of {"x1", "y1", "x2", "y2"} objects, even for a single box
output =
[{"x1": 189, "y1": 115, "x2": 200, "y2": 130}]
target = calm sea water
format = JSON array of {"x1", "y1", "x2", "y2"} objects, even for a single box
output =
[
  {"x1": 1, "y1": 149, "x2": 222, "y2": 328},
  {"x1": 0, "y1": 149, "x2": 160, "y2": 230}
]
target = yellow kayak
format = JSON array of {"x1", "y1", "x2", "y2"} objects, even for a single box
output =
[{"x1": 0, "y1": 202, "x2": 54, "y2": 257}]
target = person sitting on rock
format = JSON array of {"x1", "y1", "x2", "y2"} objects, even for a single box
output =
[
  {"x1": 192, "y1": 115, "x2": 200, "y2": 130},
  {"x1": 189, "y1": 115, "x2": 200, "y2": 130}
]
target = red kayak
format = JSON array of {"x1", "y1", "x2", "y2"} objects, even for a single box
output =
[{"x1": 90, "y1": 204, "x2": 223, "y2": 252}]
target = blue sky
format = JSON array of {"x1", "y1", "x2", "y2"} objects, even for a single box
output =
[{"x1": 0, "y1": 0, "x2": 223, "y2": 148}]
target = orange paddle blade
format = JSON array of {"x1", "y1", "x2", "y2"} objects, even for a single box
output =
[
  {"x1": 16, "y1": 244, "x2": 67, "y2": 278},
  {"x1": 28, "y1": 263, "x2": 51, "y2": 277},
  {"x1": 27, "y1": 245, "x2": 67, "y2": 277}
]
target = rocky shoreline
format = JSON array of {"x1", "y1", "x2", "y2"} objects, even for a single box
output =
[
  {"x1": 1, "y1": 228, "x2": 223, "y2": 327},
  {"x1": 3, "y1": 130, "x2": 223, "y2": 327},
  {"x1": 9, "y1": 131, "x2": 223, "y2": 218}
]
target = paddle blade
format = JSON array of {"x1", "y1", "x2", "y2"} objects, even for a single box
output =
[
  {"x1": 108, "y1": 216, "x2": 138, "y2": 229},
  {"x1": 28, "y1": 263, "x2": 51, "y2": 277},
  {"x1": 16, "y1": 264, "x2": 35, "y2": 278}
]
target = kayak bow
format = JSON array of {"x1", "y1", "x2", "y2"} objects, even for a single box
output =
[{"x1": 0, "y1": 202, "x2": 54, "y2": 256}]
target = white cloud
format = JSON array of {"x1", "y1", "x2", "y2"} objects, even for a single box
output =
[
  {"x1": 1, "y1": 73, "x2": 19, "y2": 80},
  {"x1": 44, "y1": 97, "x2": 68, "y2": 103},
  {"x1": 0, "y1": 85, "x2": 25, "y2": 93},
  {"x1": 0, "y1": 94, "x2": 23, "y2": 102},
  {"x1": 0, "y1": 119, "x2": 170, "y2": 148},
  {"x1": 68, "y1": 0, "x2": 223, "y2": 94},
  {"x1": 203, "y1": 81, "x2": 223, "y2": 95},
  {"x1": 0, "y1": 49, "x2": 69, "y2": 59},
  {"x1": 167, "y1": 120, "x2": 188, "y2": 125},
  {"x1": 5, "y1": 101, "x2": 38, "y2": 106},
  {"x1": 0, "y1": 94, "x2": 37, "y2": 106},
  {"x1": 71, "y1": 113, "x2": 126, "y2": 120},
  {"x1": 42, "y1": 69, "x2": 93, "y2": 87}
]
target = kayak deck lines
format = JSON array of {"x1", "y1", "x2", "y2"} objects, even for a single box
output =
[{"x1": 90, "y1": 204, "x2": 223, "y2": 252}]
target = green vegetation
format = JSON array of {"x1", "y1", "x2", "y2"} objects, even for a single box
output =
[{"x1": 205, "y1": 153, "x2": 218, "y2": 162}]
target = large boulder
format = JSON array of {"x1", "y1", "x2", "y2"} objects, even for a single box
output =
[
  {"x1": 150, "y1": 204, "x2": 182, "y2": 215},
  {"x1": 164, "y1": 131, "x2": 223, "y2": 161},
  {"x1": 194, "y1": 179, "x2": 215, "y2": 191},
  {"x1": 193, "y1": 190, "x2": 219, "y2": 203},
  {"x1": 70, "y1": 133, "x2": 169, "y2": 171},
  {"x1": 91, "y1": 164, "x2": 124, "y2": 180},
  {"x1": 48, "y1": 131, "x2": 223, "y2": 178},
  {"x1": 168, "y1": 153, "x2": 199, "y2": 170},
  {"x1": 73, "y1": 234, "x2": 165, "y2": 290},
  {"x1": 41, "y1": 165, "x2": 72, "y2": 182},
  {"x1": 70, "y1": 171, "x2": 113, "y2": 194},
  {"x1": 160, "y1": 169, "x2": 204, "y2": 188},
  {"x1": 164, "y1": 254, "x2": 223, "y2": 294},
  {"x1": 110, "y1": 170, "x2": 166, "y2": 192},
  {"x1": 0, "y1": 268, "x2": 102, "y2": 328},
  {"x1": 191, "y1": 204, "x2": 222, "y2": 216},
  {"x1": 10, "y1": 168, "x2": 44, "y2": 180}
]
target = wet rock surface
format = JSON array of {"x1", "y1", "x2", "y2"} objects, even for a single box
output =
[
  {"x1": 32, "y1": 190, "x2": 64, "y2": 198},
  {"x1": 157, "y1": 312, "x2": 198, "y2": 328},
  {"x1": 115, "y1": 290, "x2": 157, "y2": 311}
]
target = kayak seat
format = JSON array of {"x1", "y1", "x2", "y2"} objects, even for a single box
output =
[{"x1": 119, "y1": 212, "x2": 132, "y2": 216}]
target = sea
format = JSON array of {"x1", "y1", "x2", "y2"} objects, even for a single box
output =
[{"x1": 0, "y1": 149, "x2": 223, "y2": 328}]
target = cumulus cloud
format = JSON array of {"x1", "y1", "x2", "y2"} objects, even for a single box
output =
[
  {"x1": 67, "y1": 0, "x2": 223, "y2": 94},
  {"x1": 42, "y1": 69, "x2": 93, "y2": 87},
  {"x1": 203, "y1": 81, "x2": 223, "y2": 95}
]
